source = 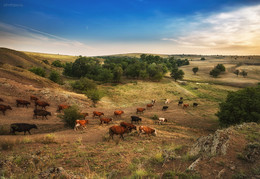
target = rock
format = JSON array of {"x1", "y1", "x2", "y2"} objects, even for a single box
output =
[
  {"x1": 187, "y1": 157, "x2": 201, "y2": 171},
  {"x1": 230, "y1": 165, "x2": 236, "y2": 170},
  {"x1": 216, "y1": 169, "x2": 226, "y2": 179}
]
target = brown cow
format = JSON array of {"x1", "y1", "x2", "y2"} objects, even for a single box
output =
[
  {"x1": 80, "y1": 112, "x2": 89, "y2": 119},
  {"x1": 120, "y1": 122, "x2": 136, "y2": 132},
  {"x1": 0, "y1": 104, "x2": 12, "y2": 115},
  {"x1": 136, "y1": 108, "x2": 146, "y2": 114},
  {"x1": 16, "y1": 99, "x2": 31, "y2": 108},
  {"x1": 183, "y1": 104, "x2": 189, "y2": 109},
  {"x1": 139, "y1": 126, "x2": 157, "y2": 136},
  {"x1": 146, "y1": 104, "x2": 154, "y2": 109},
  {"x1": 33, "y1": 109, "x2": 51, "y2": 120},
  {"x1": 57, "y1": 104, "x2": 70, "y2": 112},
  {"x1": 35, "y1": 100, "x2": 50, "y2": 109},
  {"x1": 109, "y1": 125, "x2": 129, "y2": 141},
  {"x1": 93, "y1": 111, "x2": 104, "y2": 118},
  {"x1": 30, "y1": 96, "x2": 39, "y2": 101},
  {"x1": 114, "y1": 110, "x2": 124, "y2": 117},
  {"x1": 100, "y1": 118, "x2": 113, "y2": 125},
  {"x1": 74, "y1": 120, "x2": 89, "y2": 131}
]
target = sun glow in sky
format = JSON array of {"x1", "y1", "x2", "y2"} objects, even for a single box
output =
[{"x1": 0, "y1": 0, "x2": 260, "y2": 56}]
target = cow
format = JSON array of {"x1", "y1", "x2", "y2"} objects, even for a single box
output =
[
  {"x1": 100, "y1": 118, "x2": 113, "y2": 125},
  {"x1": 162, "y1": 106, "x2": 168, "y2": 111},
  {"x1": 120, "y1": 122, "x2": 136, "y2": 132},
  {"x1": 0, "y1": 104, "x2": 12, "y2": 115},
  {"x1": 158, "y1": 118, "x2": 168, "y2": 125},
  {"x1": 180, "y1": 97, "x2": 183, "y2": 100},
  {"x1": 193, "y1": 103, "x2": 198, "y2": 107},
  {"x1": 131, "y1": 116, "x2": 142, "y2": 124},
  {"x1": 35, "y1": 100, "x2": 50, "y2": 109},
  {"x1": 80, "y1": 112, "x2": 89, "y2": 119},
  {"x1": 151, "y1": 99, "x2": 156, "y2": 104},
  {"x1": 93, "y1": 111, "x2": 104, "y2": 118},
  {"x1": 57, "y1": 104, "x2": 70, "y2": 112},
  {"x1": 109, "y1": 125, "x2": 129, "y2": 141},
  {"x1": 183, "y1": 104, "x2": 189, "y2": 109},
  {"x1": 114, "y1": 110, "x2": 124, "y2": 118},
  {"x1": 139, "y1": 126, "x2": 157, "y2": 136},
  {"x1": 16, "y1": 99, "x2": 31, "y2": 108},
  {"x1": 0, "y1": 98, "x2": 3, "y2": 102},
  {"x1": 10, "y1": 123, "x2": 38, "y2": 135},
  {"x1": 178, "y1": 101, "x2": 183, "y2": 106},
  {"x1": 33, "y1": 109, "x2": 51, "y2": 120},
  {"x1": 30, "y1": 96, "x2": 39, "y2": 101},
  {"x1": 146, "y1": 104, "x2": 154, "y2": 109},
  {"x1": 74, "y1": 119, "x2": 89, "y2": 131},
  {"x1": 165, "y1": 99, "x2": 170, "y2": 104},
  {"x1": 136, "y1": 108, "x2": 145, "y2": 114}
]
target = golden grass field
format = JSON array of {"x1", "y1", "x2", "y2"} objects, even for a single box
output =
[{"x1": 0, "y1": 48, "x2": 259, "y2": 178}]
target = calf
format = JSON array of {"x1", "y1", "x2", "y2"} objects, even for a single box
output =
[
  {"x1": 109, "y1": 125, "x2": 129, "y2": 140},
  {"x1": 100, "y1": 118, "x2": 113, "y2": 125},
  {"x1": 35, "y1": 100, "x2": 50, "y2": 109},
  {"x1": 0, "y1": 104, "x2": 12, "y2": 115},
  {"x1": 10, "y1": 123, "x2": 38, "y2": 135},
  {"x1": 193, "y1": 103, "x2": 198, "y2": 107},
  {"x1": 136, "y1": 108, "x2": 145, "y2": 114},
  {"x1": 158, "y1": 118, "x2": 168, "y2": 125},
  {"x1": 93, "y1": 111, "x2": 104, "y2": 118},
  {"x1": 165, "y1": 99, "x2": 170, "y2": 104},
  {"x1": 80, "y1": 112, "x2": 89, "y2": 119},
  {"x1": 139, "y1": 126, "x2": 157, "y2": 136},
  {"x1": 162, "y1": 106, "x2": 168, "y2": 111},
  {"x1": 131, "y1": 116, "x2": 142, "y2": 124},
  {"x1": 33, "y1": 109, "x2": 51, "y2": 120},
  {"x1": 57, "y1": 104, "x2": 70, "y2": 112},
  {"x1": 178, "y1": 101, "x2": 183, "y2": 106},
  {"x1": 120, "y1": 122, "x2": 136, "y2": 132},
  {"x1": 114, "y1": 110, "x2": 124, "y2": 118},
  {"x1": 30, "y1": 95, "x2": 39, "y2": 101},
  {"x1": 146, "y1": 104, "x2": 154, "y2": 109},
  {"x1": 151, "y1": 99, "x2": 156, "y2": 104},
  {"x1": 16, "y1": 99, "x2": 31, "y2": 108},
  {"x1": 183, "y1": 104, "x2": 189, "y2": 109},
  {"x1": 74, "y1": 119, "x2": 88, "y2": 131}
]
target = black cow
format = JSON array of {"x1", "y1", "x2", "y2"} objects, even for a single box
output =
[
  {"x1": 33, "y1": 109, "x2": 51, "y2": 120},
  {"x1": 178, "y1": 101, "x2": 183, "y2": 106},
  {"x1": 10, "y1": 123, "x2": 38, "y2": 135},
  {"x1": 193, "y1": 103, "x2": 198, "y2": 107},
  {"x1": 131, "y1": 116, "x2": 142, "y2": 124},
  {"x1": 162, "y1": 106, "x2": 168, "y2": 111}
]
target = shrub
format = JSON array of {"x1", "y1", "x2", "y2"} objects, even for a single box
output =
[
  {"x1": 241, "y1": 70, "x2": 248, "y2": 77},
  {"x1": 216, "y1": 86, "x2": 260, "y2": 127},
  {"x1": 51, "y1": 60, "x2": 63, "y2": 67},
  {"x1": 234, "y1": 69, "x2": 239, "y2": 76},
  {"x1": 86, "y1": 89, "x2": 104, "y2": 106},
  {"x1": 192, "y1": 67, "x2": 199, "y2": 74},
  {"x1": 49, "y1": 70, "x2": 61, "y2": 84},
  {"x1": 71, "y1": 78, "x2": 97, "y2": 92},
  {"x1": 210, "y1": 68, "x2": 221, "y2": 77},
  {"x1": 58, "y1": 105, "x2": 82, "y2": 128},
  {"x1": 42, "y1": 59, "x2": 49, "y2": 65},
  {"x1": 170, "y1": 68, "x2": 184, "y2": 81},
  {"x1": 200, "y1": 57, "x2": 206, "y2": 61},
  {"x1": 216, "y1": 64, "x2": 225, "y2": 72},
  {"x1": 29, "y1": 67, "x2": 46, "y2": 77}
]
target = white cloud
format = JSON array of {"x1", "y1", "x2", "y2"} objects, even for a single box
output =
[{"x1": 162, "y1": 5, "x2": 260, "y2": 55}]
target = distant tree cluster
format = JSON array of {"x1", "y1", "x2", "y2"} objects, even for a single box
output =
[
  {"x1": 234, "y1": 69, "x2": 248, "y2": 77},
  {"x1": 216, "y1": 85, "x2": 260, "y2": 127},
  {"x1": 63, "y1": 54, "x2": 190, "y2": 82},
  {"x1": 210, "y1": 64, "x2": 225, "y2": 77}
]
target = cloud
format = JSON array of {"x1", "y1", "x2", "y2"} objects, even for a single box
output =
[
  {"x1": 162, "y1": 4, "x2": 260, "y2": 54},
  {"x1": 3, "y1": 4, "x2": 23, "y2": 7},
  {"x1": 0, "y1": 22, "x2": 99, "y2": 56}
]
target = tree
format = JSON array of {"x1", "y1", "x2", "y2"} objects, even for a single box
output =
[
  {"x1": 49, "y1": 70, "x2": 61, "y2": 84},
  {"x1": 216, "y1": 86, "x2": 260, "y2": 127},
  {"x1": 58, "y1": 105, "x2": 82, "y2": 128},
  {"x1": 216, "y1": 64, "x2": 225, "y2": 72},
  {"x1": 113, "y1": 66, "x2": 123, "y2": 82},
  {"x1": 51, "y1": 60, "x2": 63, "y2": 67},
  {"x1": 234, "y1": 69, "x2": 239, "y2": 76},
  {"x1": 192, "y1": 67, "x2": 199, "y2": 74},
  {"x1": 241, "y1": 70, "x2": 248, "y2": 77},
  {"x1": 29, "y1": 67, "x2": 46, "y2": 77},
  {"x1": 170, "y1": 68, "x2": 184, "y2": 81},
  {"x1": 210, "y1": 68, "x2": 221, "y2": 77},
  {"x1": 86, "y1": 89, "x2": 104, "y2": 107},
  {"x1": 201, "y1": 57, "x2": 206, "y2": 61},
  {"x1": 71, "y1": 78, "x2": 97, "y2": 92}
]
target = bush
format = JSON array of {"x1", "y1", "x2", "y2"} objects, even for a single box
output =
[
  {"x1": 200, "y1": 57, "x2": 206, "y2": 61},
  {"x1": 86, "y1": 89, "x2": 104, "y2": 106},
  {"x1": 49, "y1": 70, "x2": 61, "y2": 84},
  {"x1": 170, "y1": 68, "x2": 184, "y2": 81},
  {"x1": 42, "y1": 59, "x2": 49, "y2": 65},
  {"x1": 58, "y1": 106, "x2": 82, "y2": 128},
  {"x1": 51, "y1": 60, "x2": 63, "y2": 67},
  {"x1": 29, "y1": 67, "x2": 46, "y2": 77},
  {"x1": 216, "y1": 64, "x2": 225, "y2": 72},
  {"x1": 210, "y1": 68, "x2": 221, "y2": 77},
  {"x1": 71, "y1": 78, "x2": 97, "y2": 92},
  {"x1": 192, "y1": 67, "x2": 199, "y2": 74},
  {"x1": 216, "y1": 86, "x2": 260, "y2": 127}
]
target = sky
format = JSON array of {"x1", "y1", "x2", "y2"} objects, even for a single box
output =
[{"x1": 0, "y1": 0, "x2": 260, "y2": 56}]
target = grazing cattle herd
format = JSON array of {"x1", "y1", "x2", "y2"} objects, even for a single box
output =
[{"x1": 0, "y1": 96, "x2": 199, "y2": 141}]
